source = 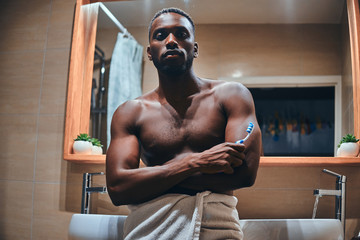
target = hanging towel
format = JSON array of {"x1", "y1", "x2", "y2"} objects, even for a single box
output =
[
  {"x1": 123, "y1": 191, "x2": 243, "y2": 240},
  {"x1": 107, "y1": 33, "x2": 143, "y2": 147}
]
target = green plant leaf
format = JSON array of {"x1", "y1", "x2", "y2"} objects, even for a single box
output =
[
  {"x1": 90, "y1": 137, "x2": 103, "y2": 147},
  {"x1": 337, "y1": 134, "x2": 359, "y2": 148},
  {"x1": 74, "y1": 133, "x2": 91, "y2": 142}
]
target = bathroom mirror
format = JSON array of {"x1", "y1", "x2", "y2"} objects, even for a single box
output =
[{"x1": 64, "y1": 0, "x2": 360, "y2": 165}]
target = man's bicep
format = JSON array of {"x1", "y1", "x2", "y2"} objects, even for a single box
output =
[
  {"x1": 225, "y1": 113, "x2": 257, "y2": 143},
  {"x1": 107, "y1": 134, "x2": 140, "y2": 170},
  {"x1": 221, "y1": 84, "x2": 262, "y2": 186},
  {"x1": 106, "y1": 103, "x2": 141, "y2": 182},
  {"x1": 222, "y1": 85, "x2": 258, "y2": 143}
]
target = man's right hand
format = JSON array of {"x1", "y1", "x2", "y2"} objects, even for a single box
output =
[{"x1": 189, "y1": 143, "x2": 245, "y2": 174}]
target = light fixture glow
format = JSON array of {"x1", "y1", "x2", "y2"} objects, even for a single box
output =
[{"x1": 232, "y1": 70, "x2": 243, "y2": 78}]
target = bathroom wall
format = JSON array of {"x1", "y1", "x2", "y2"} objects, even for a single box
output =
[
  {"x1": 0, "y1": 1, "x2": 359, "y2": 240},
  {"x1": 0, "y1": 0, "x2": 75, "y2": 239},
  {"x1": 120, "y1": 24, "x2": 342, "y2": 93}
]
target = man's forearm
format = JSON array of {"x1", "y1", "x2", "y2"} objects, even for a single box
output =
[
  {"x1": 176, "y1": 165, "x2": 255, "y2": 193},
  {"x1": 177, "y1": 147, "x2": 261, "y2": 193},
  {"x1": 108, "y1": 142, "x2": 250, "y2": 205},
  {"x1": 107, "y1": 158, "x2": 198, "y2": 206}
]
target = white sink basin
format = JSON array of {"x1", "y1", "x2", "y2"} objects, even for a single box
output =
[
  {"x1": 69, "y1": 214, "x2": 344, "y2": 240},
  {"x1": 239, "y1": 219, "x2": 344, "y2": 240},
  {"x1": 69, "y1": 214, "x2": 127, "y2": 240}
]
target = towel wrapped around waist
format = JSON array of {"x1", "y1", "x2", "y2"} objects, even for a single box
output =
[{"x1": 123, "y1": 191, "x2": 243, "y2": 240}]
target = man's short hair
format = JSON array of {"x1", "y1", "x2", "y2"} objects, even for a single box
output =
[{"x1": 148, "y1": 7, "x2": 195, "y2": 41}]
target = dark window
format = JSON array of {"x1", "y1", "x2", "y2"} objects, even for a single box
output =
[{"x1": 249, "y1": 87, "x2": 334, "y2": 156}]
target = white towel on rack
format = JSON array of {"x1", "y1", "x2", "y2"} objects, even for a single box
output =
[
  {"x1": 107, "y1": 32, "x2": 143, "y2": 147},
  {"x1": 123, "y1": 191, "x2": 243, "y2": 240}
]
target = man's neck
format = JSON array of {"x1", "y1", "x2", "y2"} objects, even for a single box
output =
[{"x1": 156, "y1": 68, "x2": 202, "y2": 101}]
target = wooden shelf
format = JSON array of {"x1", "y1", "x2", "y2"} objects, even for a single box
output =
[
  {"x1": 260, "y1": 156, "x2": 360, "y2": 166},
  {"x1": 64, "y1": 155, "x2": 360, "y2": 166},
  {"x1": 64, "y1": 154, "x2": 106, "y2": 164}
]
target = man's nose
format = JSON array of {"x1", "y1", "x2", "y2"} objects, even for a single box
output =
[{"x1": 165, "y1": 33, "x2": 178, "y2": 49}]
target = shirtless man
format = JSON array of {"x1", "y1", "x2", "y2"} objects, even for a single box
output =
[{"x1": 106, "y1": 8, "x2": 262, "y2": 239}]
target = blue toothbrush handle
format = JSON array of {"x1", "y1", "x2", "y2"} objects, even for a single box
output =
[{"x1": 235, "y1": 122, "x2": 254, "y2": 144}]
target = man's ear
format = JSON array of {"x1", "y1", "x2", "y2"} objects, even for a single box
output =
[
  {"x1": 194, "y1": 42, "x2": 199, "y2": 58},
  {"x1": 147, "y1": 46, "x2": 152, "y2": 61}
]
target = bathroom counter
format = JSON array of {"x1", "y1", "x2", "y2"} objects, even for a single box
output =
[{"x1": 64, "y1": 154, "x2": 360, "y2": 166}]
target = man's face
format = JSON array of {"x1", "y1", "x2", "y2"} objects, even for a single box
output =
[{"x1": 147, "y1": 12, "x2": 198, "y2": 76}]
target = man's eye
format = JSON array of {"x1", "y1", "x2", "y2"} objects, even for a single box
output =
[
  {"x1": 155, "y1": 32, "x2": 166, "y2": 40},
  {"x1": 177, "y1": 31, "x2": 188, "y2": 39}
]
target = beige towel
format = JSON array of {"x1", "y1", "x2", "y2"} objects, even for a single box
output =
[{"x1": 123, "y1": 191, "x2": 243, "y2": 240}]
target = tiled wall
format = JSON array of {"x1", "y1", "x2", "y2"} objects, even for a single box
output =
[
  {"x1": 125, "y1": 24, "x2": 342, "y2": 94},
  {"x1": 0, "y1": 0, "x2": 74, "y2": 239},
  {"x1": 0, "y1": 1, "x2": 359, "y2": 239}
]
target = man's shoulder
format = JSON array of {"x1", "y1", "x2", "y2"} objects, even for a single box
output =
[
  {"x1": 209, "y1": 80, "x2": 249, "y2": 98},
  {"x1": 113, "y1": 90, "x2": 158, "y2": 118},
  {"x1": 205, "y1": 80, "x2": 254, "y2": 112},
  {"x1": 116, "y1": 98, "x2": 143, "y2": 113}
]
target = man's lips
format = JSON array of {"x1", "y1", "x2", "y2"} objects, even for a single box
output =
[{"x1": 163, "y1": 50, "x2": 183, "y2": 58}]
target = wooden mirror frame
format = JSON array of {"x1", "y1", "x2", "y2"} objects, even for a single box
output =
[{"x1": 64, "y1": 0, "x2": 360, "y2": 165}]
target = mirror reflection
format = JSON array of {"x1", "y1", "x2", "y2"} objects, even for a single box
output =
[{"x1": 89, "y1": 0, "x2": 350, "y2": 156}]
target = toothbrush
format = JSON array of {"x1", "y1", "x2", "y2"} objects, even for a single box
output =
[{"x1": 235, "y1": 122, "x2": 254, "y2": 144}]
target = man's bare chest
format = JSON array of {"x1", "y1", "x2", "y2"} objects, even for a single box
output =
[{"x1": 137, "y1": 98, "x2": 227, "y2": 163}]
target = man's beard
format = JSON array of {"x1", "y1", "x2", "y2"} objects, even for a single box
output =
[{"x1": 152, "y1": 54, "x2": 194, "y2": 76}]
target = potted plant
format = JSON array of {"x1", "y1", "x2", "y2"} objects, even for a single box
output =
[
  {"x1": 90, "y1": 138, "x2": 103, "y2": 155},
  {"x1": 337, "y1": 134, "x2": 359, "y2": 157},
  {"x1": 73, "y1": 133, "x2": 93, "y2": 154}
]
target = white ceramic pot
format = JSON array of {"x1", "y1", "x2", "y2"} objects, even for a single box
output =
[
  {"x1": 336, "y1": 142, "x2": 359, "y2": 157},
  {"x1": 91, "y1": 145, "x2": 103, "y2": 155},
  {"x1": 73, "y1": 140, "x2": 92, "y2": 154}
]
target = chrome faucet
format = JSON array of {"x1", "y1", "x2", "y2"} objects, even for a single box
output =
[
  {"x1": 313, "y1": 169, "x2": 346, "y2": 232},
  {"x1": 81, "y1": 172, "x2": 107, "y2": 214}
]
